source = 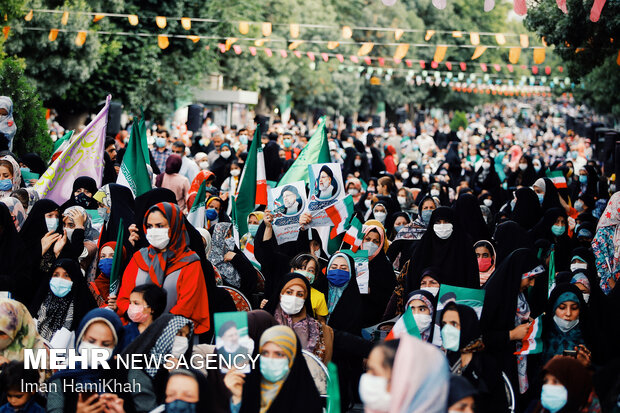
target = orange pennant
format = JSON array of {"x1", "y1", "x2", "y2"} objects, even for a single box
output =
[
  {"x1": 393, "y1": 43, "x2": 409, "y2": 61},
  {"x1": 290, "y1": 23, "x2": 300, "y2": 38},
  {"x1": 358, "y1": 42, "x2": 374, "y2": 56},
  {"x1": 425, "y1": 30, "x2": 435, "y2": 41},
  {"x1": 452, "y1": 31, "x2": 462, "y2": 37},
  {"x1": 225, "y1": 37, "x2": 237, "y2": 51},
  {"x1": 48, "y1": 28, "x2": 58, "y2": 41},
  {"x1": 128, "y1": 15, "x2": 139, "y2": 26},
  {"x1": 495, "y1": 33, "x2": 506, "y2": 45},
  {"x1": 2, "y1": 26, "x2": 9, "y2": 39},
  {"x1": 156, "y1": 16, "x2": 166, "y2": 29},
  {"x1": 181, "y1": 17, "x2": 191, "y2": 30},
  {"x1": 520, "y1": 34, "x2": 529, "y2": 48},
  {"x1": 158, "y1": 35, "x2": 169, "y2": 49},
  {"x1": 24, "y1": 9, "x2": 33, "y2": 21},
  {"x1": 254, "y1": 38, "x2": 267, "y2": 47},
  {"x1": 533, "y1": 48, "x2": 545, "y2": 64},
  {"x1": 433, "y1": 45, "x2": 447, "y2": 62},
  {"x1": 617, "y1": 50, "x2": 620, "y2": 66},
  {"x1": 188, "y1": 35, "x2": 200, "y2": 43},
  {"x1": 327, "y1": 41, "x2": 339, "y2": 50},
  {"x1": 93, "y1": 14, "x2": 104, "y2": 23},
  {"x1": 262, "y1": 22, "x2": 272, "y2": 37},
  {"x1": 394, "y1": 29, "x2": 404, "y2": 41},
  {"x1": 342, "y1": 26, "x2": 352, "y2": 39},
  {"x1": 75, "y1": 30, "x2": 87, "y2": 46},
  {"x1": 61, "y1": 11, "x2": 68, "y2": 25},
  {"x1": 509, "y1": 47, "x2": 521, "y2": 64},
  {"x1": 238, "y1": 21, "x2": 249, "y2": 34},
  {"x1": 288, "y1": 40, "x2": 304, "y2": 50},
  {"x1": 470, "y1": 32, "x2": 480, "y2": 45},
  {"x1": 471, "y1": 46, "x2": 487, "y2": 60}
]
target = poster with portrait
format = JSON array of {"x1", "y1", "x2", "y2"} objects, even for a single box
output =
[
  {"x1": 214, "y1": 312, "x2": 255, "y2": 373},
  {"x1": 342, "y1": 249, "x2": 369, "y2": 294},
  {"x1": 268, "y1": 180, "x2": 307, "y2": 244},
  {"x1": 307, "y1": 163, "x2": 345, "y2": 228},
  {"x1": 430, "y1": 284, "x2": 486, "y2": 346}
]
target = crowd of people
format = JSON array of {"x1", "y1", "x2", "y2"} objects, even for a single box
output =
[{"x1": 0, "y1": 98, "x2": 618, "y2": 413}]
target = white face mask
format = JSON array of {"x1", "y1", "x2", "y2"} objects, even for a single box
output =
[
  {"x1": 413, "y1": 313, "x2": 433, "y2": 332},
  {"x1": 78, "y1": 342, "x2": 113, "y2": 367},
  {"x1": 519, "y1": 163, "x2": 528, "y2": 171},
  {"x1": 483, "y1": 199, "x2": 493, "y2": 207},
  {"x1": 434, "y1": 223, "x2": 453, "y2": 239},
  {"x1": 421, "y1": 286, "x2": 439, "y2": 297},
  {"x1": 412, "y1": 177, "x2": 420, "y2": 185},
  {"x1": 354, "y1": 159, "x2": 362, "y2": 167},
  {"x1": 582, "y1": 293, "x2": 590, "y2": 303},
  {"x1": 397, "y1": 196, "x2": 407, "y2": 206},
  {"x1": 364, "y1": 200, "x2": 372, "y2": 209},
  {"x1": 430, "y1": 189, "x2": 440, "y2": 197},
  {"x1": 171, "y1": 335, "x2": 189, "y2": 358},
  {"x1": 553, "y1": 315, "x2": 579, "y2": 333},
  {"x1": 362, "y1": 241, "x2": 380, "y2": 257},
  {"x1": 359, "y1": 373, "x2": 391, "y2": 412},
  {"x1": 280, "y1": 294, "x2": 306, "y2": 315},
  {"x1": 570, "y1": 263, "x2": 587, "y2": 272},
  {"x1": 146, "y1": 227, "x2": 170, "y2": 250},
  {"x1": 401, "y1": 172, "x2": 410, "y2": 180},
  {"x1": 482, "y1": 162, "x2": 491, "y2": 170},
  {"x1": 221, "y1": 150, "x2": 231, "y2": 159},
  {"x1": 65, "y1": 228, "x2": 75, "y2": 242},
  {"x1": 230, "y1": 169, "x2": 240, "y2": 177},
  {"x1": 199, "y1": 161, "x2": 209, "y2": 170},
  {"x1": 348, "y1": 188, "x2": 359, "y2": 196},
  {"x1": 374, "y1": 211, "x2": 387, "y2": 223}
]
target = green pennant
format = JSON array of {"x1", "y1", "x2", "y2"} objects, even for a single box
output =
[
  {"x1": 326, "y1": 361, "x2": 341, "y2": 413},
  {"x1": 109, "y1": 217, "x2": 125, "y2": 296}
]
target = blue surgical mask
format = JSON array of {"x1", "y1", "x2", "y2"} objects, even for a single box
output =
[
  {"x1": 327, "y1": 269, "x2": 350, "y2": 287},
  {"x1": 260, "y1": 356, "x2": 289, "y2": 382},
  {"x1": 155, "y1": 137, "x2": 167, "y2": 148},
  {"x1": 441, "y1": 324, "x2": 460, "y2": 352},
  {"x1": 421, "y1": 210, "x2": 433, "y2": 225},
  {"x1": 551, "y1": 224, "x2": 566, "y2": 237},
  {"x1": 248, "y1": 224, "x2": 259, "y2": 237},
  {"x1": 537, "y1": 193, "x2": 545, "y2": 205},
  {"x1": 0, "y1": 179, "x2": 12, "y2": 191},
  {"x1": 206, "y1": 208, "x2": 218, "y2": 221},
  {"x1": 45, "y1": 217, "x2": 59, "y2": 232},
  {"x1": 50, "y1": 277, "x2": 73, "y2": 298},
  {"x1": 98, "y1": 258, "x2": 113, "y2": 277},
  {"x1": 239, "y1": 135, "x2": 248, "y2": 145},
  {"x1": 165, "y1": 399, "x2": 197, "y2": 413},
  {"x1": 283, "y1": 139, "x2": 292, "y2": 148},
  {"x1": 540, "y1": 384, "x2": 568, "y2": 413},
  {"x1": 394, "y1": 225, "x2": 404, "y2": 234},
  {"x1": 579, "y1": 175, "x2": 588, "y2": 184}
]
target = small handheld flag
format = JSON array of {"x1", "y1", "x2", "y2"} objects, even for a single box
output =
[
  {"x1": 109, "y1": 217, "x2": 125, "y2": 296},
  {"x1": 342, "y1": 216, "x2": 364, "y2": 252},
  {"x1": 546, "y1": 170, "x2": 567, "y2": 189},
  {"x1": 325, "y1": 195, "x2": 354, "y2": 239},
  {"x1": 514, "y1": 315, "x2": 543, "y2": 355},
  {"x1": 326, "y1": 362, "x2": 341, "y2": 413},
  {"x1": 385, "y1": 307, "x2": 421, "y2": 341}
]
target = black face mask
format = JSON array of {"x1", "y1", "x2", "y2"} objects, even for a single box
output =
[{"x1": 75, "y1": 192, "x2": 94, "y2": 209}]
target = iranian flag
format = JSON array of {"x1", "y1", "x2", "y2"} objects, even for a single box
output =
[
  {"x1": 187, "y1": 181, "x2": 208, "y2": 230},
  {"x1": 546, "y1": 170, "x2": 567, "y2": 189},
  {"x1": 243, "y1": 239, "x2": 261, "y2": 270},
  {"x1": 385, "y1": 308, "x2": 421, "y2": 341},
  {"x1": 343, "y1": 216, "x2": 364, "y2": 252},
  {"x1": 50, "y1": 130, "x2": 74, "y2": 163},
  {"x1": 232, "y1": 128, "x2": 268, "y2": 237},
  {"x1": 514, "y1": 316, "x2": 543, "y2": 355},
  {"x1": 117, "y1": 112, "x2": 152, "y2": 197},
  {"x1": 326, "y1": 195, "x2": 354, "y2": 239}
]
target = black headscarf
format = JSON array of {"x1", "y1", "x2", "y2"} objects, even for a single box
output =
[
  {"x1": 528, "y1": 208, "x2": 573, "y2": 271},
  {"x1": 511, "y1": 187, "x2": 542, "y2": 230},
  {"x1": 326, "y1": 252, "x2": 363, "y2": 335},
  {"x1": 454, "y1": 193, "x2": 491, "y2": 242},
  {"x1": 0, "y1": 203, "x2": 28, "y2": 299},
  {"x1": 406, "y1": 207, "x2": 479, "y2": 293},
  {"x1": 442, "y1": 303, "x2": 483, "y2": 353},
  {"x1": 540, "y1": 178, "x2": 564, "y2": 212},
  {"x1": 98, "y1": 183, "x2": 135, "y2": 252},
  {"x1": 61, "y1": 176, "x2": 99, "y2": 210},
  {"x1": 493, "y1": 220, "x2": 530, "y2": 265},
  {"x1": 155, "y1": 154, "x2": 183, "y2": 187},
  {"x1": 19, "y1": 199, "x2": 60, "y2": 255},
  {"x1": 19, "y1": 153, "x2": 47, "y2": 175},
  {"x1": 448, "y1": 374, "x2": 477, "y2": 407}
]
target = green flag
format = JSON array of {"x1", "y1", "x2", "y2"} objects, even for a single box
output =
[
  {"x1": 109, "y1": 218, "x2": 125, "y2": 296},
  {"x1": 117, "y1": 115, "x2": 152, "y2": 197},
  {"x1": 188, "y1": 180, "x2": 208, "y2": 229},
  {"x1": 277, "y1": 117, "x2": 331, "y2": 185},
  {"x1": 233, "y1": 128, "x2": 267, "y2": 237},
  {"x1": 326, "y1": 362, "x2": 341, "y2": 413}
]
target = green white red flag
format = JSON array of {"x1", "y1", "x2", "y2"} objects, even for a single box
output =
[
  {"x1": 325, "y1": 195, "x2": 354, "y2": 239},
  {"x1": 342, "y1": 216, "x2": 364, "y2": 252},
  {"x1": 546, "y1": 170, "x2": 567, "y2": 189},
  {"x1": 514, "y1": 316, "x2": 543, "y2": 355}
]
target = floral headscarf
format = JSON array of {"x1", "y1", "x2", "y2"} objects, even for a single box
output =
[
  {"x1": 0, "y1": 155, "x2": 21, "y2": 198},
  {"x1": 25, "y1": 188, "x2": 39, "y2": 213},
  {"x1": 63, "y1": 205, "x2": 99, "y2": 242},
  {"x1": 209, "y1": 222, "x2": 241, "y2": 288},
  {"x1": 593, "y1": 192, "x2": 620, "y2": 294},
  {"x1": 0, "y1": 298, "x2": 45, "y2": 362},
  {"x1": 0, "y1": 197, "x2": 26, "y2": 231}
]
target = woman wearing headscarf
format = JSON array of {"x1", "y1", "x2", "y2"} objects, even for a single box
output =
[
  {"x1": 471, "y1": 156, "x2": 502, "y2": 200},
  {"x1": 120, "y1": 315, "x2": 194, "y2": 413},
  {"x1": 507, "y1": 155, "x2": 537, "y2": 189},
  {"x1": 28, "y1": 258, "x2": 97, "y2": 343},
  {"x1": 533, "y1": 178, "x2": 565, "y2": 213},
  {"x1": 447, "y1": 375, "x2": 477, "y2": 413},
  {"x1": 532, "y1": 355, "x2": 602, "y2": 413},
  {"x1": 361, "y1": 224, "x2": 396, "y2": 327},
  {"x1": 0, "y1": 298, "x2": 45, "y2": 364},
  {"x1": 344, "y1": 177, "x2": 364, "y2": 206},
  {"x1": 155, "y1": 155, "x2": 190, "y2": 212},
  {"x1": 0, "y1": 156, "x2": 21, "y2": 199},
  {"x1": 592, "y1": 192, "x2": 620, "y2": 295},
  {"x1": 406, "y1": 207, "x2": 479, "y2": 294},
  {"x1": 46, "y1": 308, "x2": 126, "y2": 413},
  {"x1": 366, "y1": 200, "x2": 390, "y2": 228},
  {"x1": 226, "y1": 325, "x2": 321, "y2": 413},
  {"x1": 240, "y1": 211, "x2": 264, "y2": 251},
  {"x1": 117, "y1": 202, "x2": 210, "y2": 334},
  {"x1": 0, "y1": 197, "x2": 25, "y2": 231},
  {"x1": 264, "y1": 274, "x2": 333, "y2": 364},
  {"x1": 473, "y1": 240, "x2": 496, "y2": 287},
  {"x1": 61, "y1": 205, "x2": 100, "y2": 274},
  {"x1": 0, "y1": 203, "x2": 29, "y2": 302},
  {"x1": 358, "y1": 340, "x2": 400, "y2": 413},
  {"x1": 89, "y1": 241, "x2": 126, "y2": 308},
  {"x1": 454, "y1": 193, "x2": 491, "y2": 242},
  {"x1": 388, "y1": 334, "x2": 449, "y2": 413},
  {"x1": 440, "y1": 303, "x2": 508, "y2": 413},
  {"x1": 511, "y1": 187, "x2": 543, "y2": 231},
  {"x1": 189, "y1": 170, "x2": 216, "y2": 195},
  {"x1": 133, "y1": 188, "x2": 177, "y2": 250},
  {"x1": 529, "y1": 208, "x2": 574, "y2": 272},
  {"x1": 343, "y1": 148, "x2": 370, "y2": 184},
  {"x1": 93, "y1": 183, "x2": 135, "y2": 253},
  {"x1": 59, "y1": 176, "x2": 99, "y2": 211},
  {"x1": 388, "y1": 289, "x2": 437, "y2": 343},
  {"x1": 493, "y1": 220, "x2": 530, "y2": 265},
  {"x1": 541, "y1": 283, "x2": 596, "y2": 366},
  {"x1": 480, "y1": 248, "x2": 545, "y2": 402},
  {"x1": 209, "y1": 222, "x2": 257, "y2": 298}
]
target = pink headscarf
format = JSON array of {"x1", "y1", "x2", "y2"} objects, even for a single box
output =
[{"x1": 363, "y1": 224, "x2": 385, "y2": 261}]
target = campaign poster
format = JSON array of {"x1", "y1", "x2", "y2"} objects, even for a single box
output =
[
  {"x1": 214, "y1": 312, "x2": 255, "y2": 373},
  {"x1": 268, "y1": 181, "x2": 307, "y2": 244},
  {"x1": 431, "y1": 284, "x2": 486, "y2": 346},
  {"x1": 341, "y1": 249, "x2": 369, "y2": 294},
  {"x1": 307, "y1": 163, "x2": 345, "y2": 228}
]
